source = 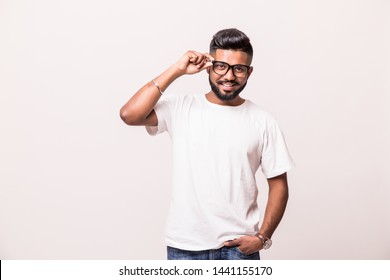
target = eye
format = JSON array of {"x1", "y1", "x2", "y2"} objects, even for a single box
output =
[
  {"x1": 214, "y1": 62, "x2": 227, "y2": 70},
  {"x1": 234, "y1": 65, "x2": 245, "y2": 73}
]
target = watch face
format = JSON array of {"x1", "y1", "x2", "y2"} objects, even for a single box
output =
[{"x1": 263, "y1": 239, "x2": 272, "y2": 250}]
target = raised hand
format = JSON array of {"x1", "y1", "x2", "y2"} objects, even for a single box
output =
[{"x1": 175, "y1": 50, "x2": 214, "y2": 75}]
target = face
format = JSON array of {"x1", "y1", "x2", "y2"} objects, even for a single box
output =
[{"x1": 208, "y1": 49, "x2": 253, "y2": 102}]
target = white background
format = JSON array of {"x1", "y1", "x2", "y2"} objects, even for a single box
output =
[{"x1": 1, "y1": 0, "x2": 389, "y2": 259}]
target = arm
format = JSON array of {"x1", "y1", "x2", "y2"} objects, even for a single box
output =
[
  {"x1": 119, "y1": 51, "x2": 213, "y2": 126},
  {"x1": 224, "y1": 172, "x2": 289, "y2": 254},
  {"x1": 258, "y1": 172, "x2": 289, "y2": 239}
]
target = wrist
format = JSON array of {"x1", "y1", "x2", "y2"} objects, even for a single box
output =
[
  {"x1": 171, "y1": 61, "x2": 188, "y2": 77},
  {"x1": 255, "y1": 233, "x2": 272, "y2": 250},
  {"x1": 154, "y1": 65, "x2": 183, "y2": 93}
]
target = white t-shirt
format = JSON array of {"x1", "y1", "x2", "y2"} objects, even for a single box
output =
[{"x1": 146, "y1": 94, "x2": 294, "y2": 251}]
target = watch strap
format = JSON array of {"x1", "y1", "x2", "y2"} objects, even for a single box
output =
[{"x1": 255, "y1": 233, "x2": 272, "y2": 250}]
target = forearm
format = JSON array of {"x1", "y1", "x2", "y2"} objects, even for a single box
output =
[
  {"x1": 120, "y1": 51, "x2": 213, "y2": 126},
  {"x1": 120, "y1": 64, "x2": 182, "y2": 125},
  {"x1": 258, "y1": 173, "x2": 289, "y2": 239}
]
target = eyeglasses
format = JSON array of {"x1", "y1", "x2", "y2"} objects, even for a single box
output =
[{"x1": 211, "y1": 60, "x2": 251, "y2": 78}]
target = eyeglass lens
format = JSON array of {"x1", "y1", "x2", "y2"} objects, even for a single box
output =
[{"x1": 212, "y1": 61, "x2": 249, "y2": 77}]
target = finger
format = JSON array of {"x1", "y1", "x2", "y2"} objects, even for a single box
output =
[
  {"x1": 198, "y1": 62, "x2": 212, "y2": 71},
  {"x1": 204, "y1": 53, "x2": 215, "y2": 62},
  {"x1": 197, "y1": 57, "x2": 211, "y2": 69},
  {"x1": 188, "y1": 55, "x2": 199, "y2": 64},
  {"x1": 196, "y1": 54, "x2": 213, "y2": 69},
  {"x1": 204, "y1": 59, "x2": 213, "y2": 68},
  {"x1": 196, "y1": 61, "x2": 206, "y2": 69},
  {"x1": 224, "y1": 239, "x2": 240, "y2": 247},
  {"x1": 186, "y1": 51, "x2": 198, "y2": 62},
  {"x1": 188, "y1": 51, "x2": 202, "y2": 64},
  {"x1": 198, "y1": 52, "x2": 213, "y2": 64},
  {"x1": 203, "y1": 53, "x2": 214, "y2": 68}
]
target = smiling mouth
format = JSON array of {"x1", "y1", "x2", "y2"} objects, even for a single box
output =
[{"x1": 218, "y1": 81, "x2": 238, "y2": 90}]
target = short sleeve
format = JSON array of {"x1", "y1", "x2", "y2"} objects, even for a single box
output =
[
  {"x1": 146, "y1": 95, "x2": 176, "y2": 136},
  {"x1": 260, "y1": 120, "x2": 295, "y2": 178}
]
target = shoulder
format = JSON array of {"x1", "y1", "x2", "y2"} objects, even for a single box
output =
[
  {"x1": 155, "y1": 94, "x2": 201, "y2": 114},
  {"x1": 244, "y1": 100, "x2": 278, "y2": 124},
  {"x1": 156, "y1": 93, "x2": 189, "y2": 109}
]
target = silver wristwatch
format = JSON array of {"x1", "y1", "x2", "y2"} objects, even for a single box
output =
[{"x1": 255, "y1": 234, "x2": 272, "y2": 250}]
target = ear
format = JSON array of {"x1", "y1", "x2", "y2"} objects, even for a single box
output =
[{"x1": 247, "y1": 66, "x2": 254, "y2": 78}]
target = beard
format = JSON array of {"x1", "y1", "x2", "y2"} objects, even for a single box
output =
[{"x1": 208, "y1": 76, "x2": 247, "y2": 101}]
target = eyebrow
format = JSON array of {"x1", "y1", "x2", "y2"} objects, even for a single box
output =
[{"x1": 213, "y1": 60, "x2": 251, "y2": 67}]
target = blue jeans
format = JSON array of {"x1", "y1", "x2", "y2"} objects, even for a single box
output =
[{"x1": 167, "y1": 246, "x2": 260, "y2": 260}]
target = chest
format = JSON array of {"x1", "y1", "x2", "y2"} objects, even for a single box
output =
[{"x1": 173, "y1": 106, "x2": 262, "y2": 158}]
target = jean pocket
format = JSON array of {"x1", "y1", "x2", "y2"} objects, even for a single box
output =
[{"x1": 233, "y1": 246, "x2": 260, "y2": 260}]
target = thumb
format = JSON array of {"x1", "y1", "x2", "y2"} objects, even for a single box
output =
[
  {"x1": 224, "y1": 239, "x2": 240, "y2": 247},
  {"x1": 204, "y1": 60, "x2": 213, "y2": 68},
  {"x1": 199, "y1": 61, "x2": 213, "y2": 72}
]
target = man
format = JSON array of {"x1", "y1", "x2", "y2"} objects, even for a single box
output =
[{"x1": 120, "y1": 28, "x2": 294, "y2": 260}]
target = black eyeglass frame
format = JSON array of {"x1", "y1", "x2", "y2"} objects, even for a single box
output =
[{"x1": 211, "y1": 60, "x2": 251, "y2": 78}]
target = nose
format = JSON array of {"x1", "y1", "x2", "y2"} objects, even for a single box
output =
[{"x1": 223, "y1": 66, "x2": 235, "y2": 79}]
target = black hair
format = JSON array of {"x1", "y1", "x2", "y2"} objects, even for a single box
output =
[{"x1": 209, "y1": 28, "x2": 253, "y2": 58}]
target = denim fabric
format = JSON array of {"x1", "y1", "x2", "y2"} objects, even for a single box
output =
[{"x1": 167, "y1": 246, "x2": 260, "y2": 260}]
